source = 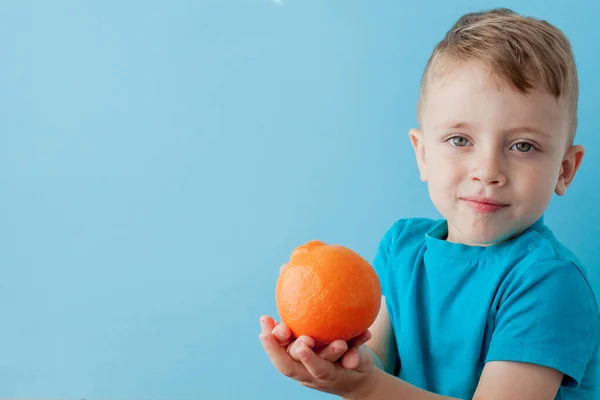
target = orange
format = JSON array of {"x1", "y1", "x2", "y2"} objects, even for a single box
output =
[{"x1": 275, "y1": 240, "x2": 381, "y2": 345}]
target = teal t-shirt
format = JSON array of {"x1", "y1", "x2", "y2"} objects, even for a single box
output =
[{"x1": 373, "y1": 216, "x2": 600, "y2": 399}]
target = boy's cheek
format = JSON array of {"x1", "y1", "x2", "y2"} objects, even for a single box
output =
[{"x1": 427, "y1": 161, "x2": 462, "y2": 183}]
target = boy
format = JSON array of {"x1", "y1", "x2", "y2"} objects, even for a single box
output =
[{"x1": 259, "y1": 8, "x2": 600, "y2": 399}]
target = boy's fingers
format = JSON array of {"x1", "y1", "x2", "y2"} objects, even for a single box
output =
[
  {"x1": 260, "y1": 316, "x2": 276, "y2": 334},
  {"x1": 272, "y1": 322, "x2": 292, "y2": 345},
  {"x1": 261, "y1": 316, "x2": 293, "y2": 346},
  {"x1": 316, "y1": 339, "x2": 348, "y2": 362},
  {"x1": 341, "y1": 347, "x2": 361, "y2": 370},
  {"x1": 341, "y1": 346, "x2": 372, "y2": 371},
  {"x1": 288, "y1": 335, "x2": 315, "y2": 361},
  {"x1": 297, "y1": 343, "x2": 337, "y2": 381},
  {"x1": 260, "y1": 332, "x2": 311, "y2": 381}
]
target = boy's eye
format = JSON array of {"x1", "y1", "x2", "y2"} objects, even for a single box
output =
[
  {"x1": 512, "y1": 142, "x2": 535, "y2": 152},
  {"x1": 449, "y1": 136, "x2": 470, "y2": 147}
]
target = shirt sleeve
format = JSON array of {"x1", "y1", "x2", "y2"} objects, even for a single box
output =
[
  {"x1": 486, "y1": 260, "x2": 600, "y2": 387},
  {"x1": 372, "y1": 219, "x2": 405, "y2": 296}
]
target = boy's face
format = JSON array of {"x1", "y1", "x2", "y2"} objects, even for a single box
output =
[{"x1": 410, "y1": 62, "x2": 584, "y2": 246}]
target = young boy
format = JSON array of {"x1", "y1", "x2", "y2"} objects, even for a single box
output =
[{"x1": 259, "y1": 8, "x2": 600, "y2": 400}]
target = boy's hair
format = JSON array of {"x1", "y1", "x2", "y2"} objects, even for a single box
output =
[{"x1": 418, "y1": 8, "x2": 578, "y2": 144}]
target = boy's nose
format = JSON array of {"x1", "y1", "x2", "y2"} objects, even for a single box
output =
[{"x1": 470, "y1": 154, "x2": 507, "y2": 186}]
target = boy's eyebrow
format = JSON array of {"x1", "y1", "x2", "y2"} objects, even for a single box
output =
[
  {"x1": 435, "y1": 122, "x2": 551, "y2": 137},
  {"x1": 501, "y1": 126, "x2": 552, "y2": 137},
  {"x1": 434, "y1": 121, "x2": 473, "y2": 130}
]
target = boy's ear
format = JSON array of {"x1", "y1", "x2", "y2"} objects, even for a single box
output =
[
  {"x1": 409, "y1": 128, "x2": 427, "y2": 182},
  {"x1": 555, "y1": 144, "x2": 585, "y2": 196}
]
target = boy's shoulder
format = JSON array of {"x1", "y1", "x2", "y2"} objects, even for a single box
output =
[
  {"x1": 508, "y1": 223, "x2": 599, "y2": 306},
  {"x1": 512, "y1": 222, "x2": 590, "y2": 278}
]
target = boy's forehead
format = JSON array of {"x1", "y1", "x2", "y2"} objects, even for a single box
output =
[{"x1": 421, "y1": 63, "x2": 569, "y2": 135}]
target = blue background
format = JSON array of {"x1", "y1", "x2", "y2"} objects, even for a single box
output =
[{"x1": 1, "y1": 1, "x2": 598, "y2": 399}]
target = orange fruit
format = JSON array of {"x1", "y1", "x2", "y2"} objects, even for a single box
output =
[{"x1": 275, "y1": 240, "x2": 381, "y2": 345}]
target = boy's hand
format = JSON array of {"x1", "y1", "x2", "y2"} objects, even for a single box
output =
[
  {"x1": 263, "y1": 315, "x2": 372, "y2": 366},
  {"x1": 259, "y1": 315, "x2": 377, "y2": 398}
]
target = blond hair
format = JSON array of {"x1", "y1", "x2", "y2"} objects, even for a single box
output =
[{"x1": 418, "y1": 8, "x2": 578, "y2": 143}]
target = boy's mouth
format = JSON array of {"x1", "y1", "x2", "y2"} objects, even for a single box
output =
[{"x1": 460, "y1": 196, "x2": 509, "y2": 213}]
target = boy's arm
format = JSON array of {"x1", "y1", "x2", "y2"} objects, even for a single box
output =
[
  {"x1": 363, "y1": 296, "x2": 397, "y2": 375},
  {"x1": 349, "y1": 357, "x2": 563, "y2": 400}
]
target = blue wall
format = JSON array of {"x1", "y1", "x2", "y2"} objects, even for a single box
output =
[{"x1": 1, "y1": 1, "x2": 598, "y2": 399}]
